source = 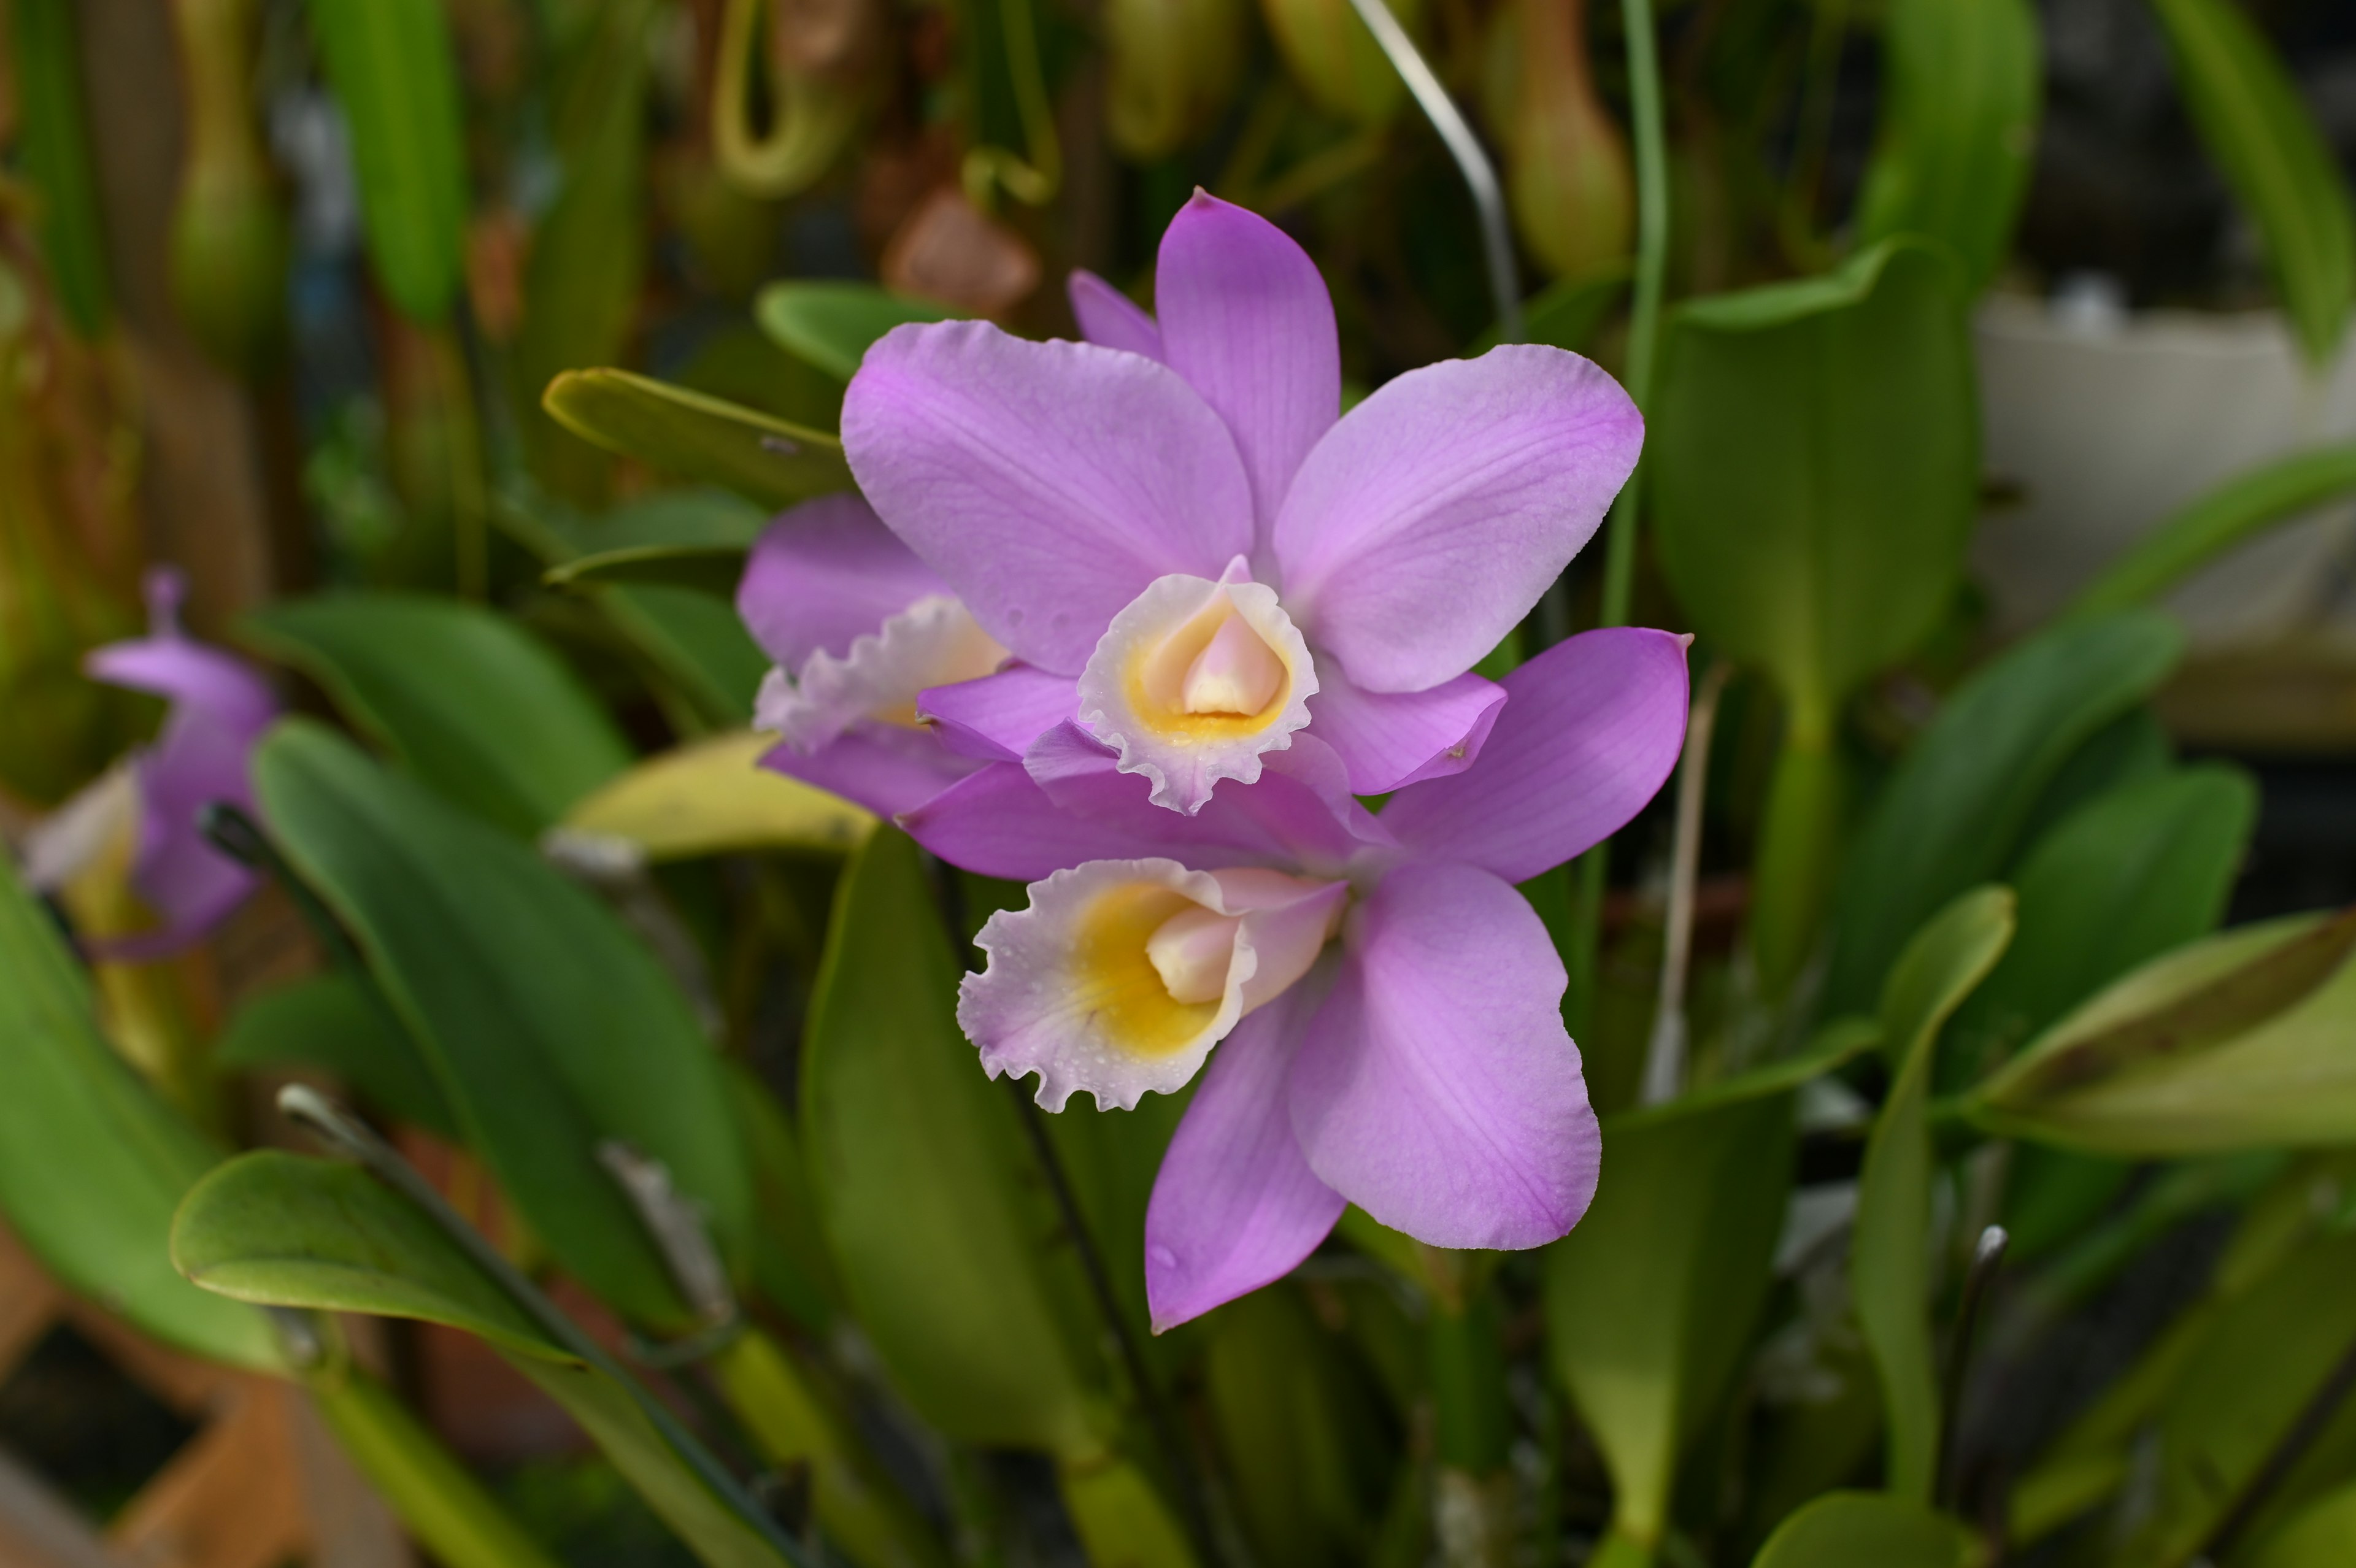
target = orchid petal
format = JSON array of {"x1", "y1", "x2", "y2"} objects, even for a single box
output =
[
  {"x1": 959, "y1": 859, "x2": 1345, "y2": 1110},
  {"x1": 737, "y1": 493, "x2": 948, "y2": 669},
  {"x1": 1289, "y1": 861, "x2": 1600, "y2": 1250},
  {"x1": 1380, "y1": 628, "x2": 1689, "y2": 883},
  {"x1": 919, "y1": 664, "x2": 1079, "y2": 762},
  {"x1": 841, "y1": 320, "x2": 1255, "y2": 672},
  {"x1": 1156, "y1": 192, "x2": 1340, "y2": 539},
  {"x1": 1272, "y1": 347, "x2": 1642, "y2": 691},
  {"x1": 756, "y1": 596, "x2": 1006, "y2": 755},
  {"x1": 1145, "y1": 978, "x2": 1345, "y2": 1331},
  {"x1": 1307, "y1": 668, "x2": 1507, "y2": 794},
  {"x1": 1068, "y1": 270, "x2": 1165, "y2": 361},
  {"x1": 758, "y1": 728, "x2": 977, "y2": 820}
]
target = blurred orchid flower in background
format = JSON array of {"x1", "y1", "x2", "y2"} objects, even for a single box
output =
[
  {"x1": 21, "y1": 568, "x2": 279, "y2": 958},
  {"x1": 842, "y1": 190, "x2": 1644, "y2": 812},
  {"x1": 917, "y1": 626, "x2": 1691, "y2": 1327},
  {"x1": 737, "y1": 492, "x2": 1007, "y2": 817}
]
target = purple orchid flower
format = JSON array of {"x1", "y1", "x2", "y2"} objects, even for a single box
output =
[
  {"x1": 901, "y1": 625, "x2": 1690, "y2": 1329},
  {"x1": 60, "y1": 568, "x2": 279, "y2": 958},
  {"x1": 737, "y1": 493, "x2": 1014, "y2": 818},
  {"x1": 842, "y1": 190, "x2": 1643, "y2": 816}
]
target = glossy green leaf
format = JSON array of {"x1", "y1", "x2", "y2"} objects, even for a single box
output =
[
  {"x1": 2149, "y1": 0, "x2": 2356, "y2": 366},
  {"x1": 214, "y1": 972, "x2": 460, "y2": 1140},
  {"x1": 2252, "y1": 1480, "x2": 2356, "y2": 1568},
  {"x1": 755, "y1": 283, "x2": 955, "y2": 382},
  {"x1": 0, "y1": 859, "x2": 282, "y2": 1371},
  {"x1": 8, "y1": 0, "x2": 113, "y2": 334},
  {"x1": 254, "y1": 721, "x2": 749, "y2": 1329},
  {"x1": 243, "y1": 594, "x2": 632, "y2": 837},
  {"x1": 2073, "y1": 440, "x2": 2356, "y2": 618},
  {"x1": 1856, "y1": 0, "x2": 2039, "y2": 293},
  {"x1": 560, "y1": 731, "x2": 872, "y2": 864},
  {"x1": 800, "y1": 828, "x2": 1104, "y2": 1456},
  {"x1": 545, "y1": 543, "x2": 750, "y2": 598},
  {"x1": 312, "y1": 1372, "x2": 567, "y2": 1568},
  {"x1": 725, "y1": 1061, "x2": 842, "y2": 1334},
  {"x1": 1547, "y1": 1093, "x2": 1798, "y2": 1547},
  {"x1": 1853, "y1": 886, "x2": 2015, "y2": 1503},
  {"x1": 1749, "y1": 1492, "x2": 1979, "y2": 1568},
  {"x1": 542, "y1": 370, "x2": 852, "y2": 512},
  {"x1": 1946, "y1": 766, "x2": 2255, "y2": 1088},
  {"x1": 1973, "y1": 908, "x2": 2356, "y2": 1155},
  {"x1": 306, "y1": 0, "x2": 468, "y2": 323},
  {"x1": 173, "y1": 1151, "x2": 793, "y2": 1568},
  {"x1": 1653, "y1": 239, "x2": 1976, "y2": 723},
  {"x1": 1824, "y1": 612, "x2": 2183, "y2": 1013}
]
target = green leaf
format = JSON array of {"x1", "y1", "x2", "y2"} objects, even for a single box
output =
[
  {"x1": 312, "y1": 1372, "x2": 568, "y2": 1568},
  {"x1": 1547, "y1": 1094, "x2": 1798, "y2": 1548},
  {"x1": 172, "y1": 1151, "x2": 793, "y2": 1568},
  {"x1": 541, "y1": 370, "x2": 852, "y2": 512},
  {"x1": 305, "y1": 0, "x2": 468, "y2": 323},
  {"x1": 1607, "y1": 1015, "x2": 1881, "y2": 1132},
  {"x1": 214, "y1": 972, "x2": 461, "y2": 1140},
  {"x1": 2252, "y1": 1479, "x2": 2356, "y2": 1568},
  {"x1": 560, "y1": 731, "x2": 872, "y2": 863},
  {"x1": 1824, "y1": 612, "x2": 2184, "y2": 1013},
  {"x1": 800, "y1": 828, "x2": 1104, "y2": 1456},
  {"x1": 1749, "y1": 1492, "x2": 1979, "y2": 1568},
  {"x1": 1853, "y1": 886, "x2": 2015, "y2": 1503},
  {"x1": 253, "y1": 721, "x2": 750, "y2": 1329},
  {"x1": 1653, "y1": 238, "x2": 1977, "y2": 724},
  {"x1": 1856, "y1": 0, "x2": 2040, "y2": 293},
  {"x1": 2122, "y1": 1224, "x2": 2356, "y2": 1563},
  {"x1": 2072, "y1": 441, "x2": 2356, "y2": 618},
  {"x1": 243, "y1": 593, "x2": 633, "y2": 837},
  {"x1": 0, "y1": 858, "x2": 281, "y2": 1371},
  {"x1": 7, "y1": 0, "x2": 112, "y2": 334},
  {"x1": 1057, "y1": 1456, "x2": 1203, "y2": 1568},
  {"x1": 2149, "y1": 0, "x2": 2356, "y2": 366},
  {"x1": 545, "y1": 543, "x2": 750, "y2": 598},
  {"x1": 1947, "y1": 766, "x2": 2256, "y2": 1088},
  {"x1": 1972, "y1": 907, "x2": 2356, "y2": 1155},
  {"x1": 724, "y1": 1061, "x2": 842, "y2": 1334},
  {"x1": 755, "y1": 282, "x2": 955, "y2": 382}
]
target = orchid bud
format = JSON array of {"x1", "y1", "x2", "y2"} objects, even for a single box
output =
[
  {"x1": 1258, "y1": 0, "x2": 1423, "y2": 127},
  {"x1": 166, "y1": 0, "x2": 290, "y2": 375},
  {"x1": 1105, "y1": 0, "x2": 1247, "y2": 159},
  {"x1": 1499, "y1": 0, "x2": 1632, "y2": 282}
]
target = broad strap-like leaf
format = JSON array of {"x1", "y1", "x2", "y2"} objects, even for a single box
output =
[
  {"x1": 542, "y1": 369, "x2": 852, "y2": 511},
  {"x1": 1749, "y1": 1491, "x2": 1979, "y2": 1567},
  {"x1": 755, "y1": 282, "x2": 954, "y2": 382}
]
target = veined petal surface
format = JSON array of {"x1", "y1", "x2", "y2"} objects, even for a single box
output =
[
  {"x1": 842, "y1": 320, "x2": 1255, "y2": 673},
  {"x1": 756, "y1": 595, "x2": 1006, "y2": 755},
  {"x1": 1380, "y1": 628, "x2": 1689, "y2": 883},
  {"x1": 1068, "y1": 269, "x2": 1165, "y2": 361},
  {"x1": 1156, "y1": 192, "x2": 1339, "y2": 540},
  {"x1": 1306, "y1": 668, "x2": 1507, "y2": 794},
  {"x1": 737, "y1": 493, "x2": 948, "y2": 669},
  {"x1": 1144, "y1": 978, "x2": 1345, "y2": 1331},
  {"x1": 919, "y1": 664, "x2": 1080, "y2": 762},
  {"x1": 1288, "y1": 861, "x2": 1600, "y2": 1250},
  {"x1": 1272, "y1": 347, "x2": 1642, "y2": 692}
]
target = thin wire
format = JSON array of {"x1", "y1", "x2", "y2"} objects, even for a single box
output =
[
  {"x1": 1341, "y1": 0, "x2": 1522, "y2": 344},
  {"x1": 277, "y1": 1086, "x2": 815, "y2": 1567}
]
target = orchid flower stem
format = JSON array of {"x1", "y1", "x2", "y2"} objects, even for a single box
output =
[
  {"x1": 1342, "y1": 0, "x2": 1522, "y2": 344},
  {"x1": 1001, "y1": 1085, "x2": 1226, "y2": 1568},
  {"x1": 1934, "y1": 1224, "x2": 2008, "y2": 1513},
  {"x1": 276, "y1": 1085, "x2": 818, "y2": 1567},
  {"x1": 1567, "y1": 0, "x2": 1670, "y2": 1032},
  {"x1": 1640, "y1": 660, "x2": 1731, "y2": 1107}
]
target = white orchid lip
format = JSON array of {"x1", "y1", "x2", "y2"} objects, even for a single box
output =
[
  {"x1": 1075, "y1": 560, "x2": 1318, "y2": 814},
  {"x1": 754, "y1": 593, "x2": 1006, "y2": 754},
  {"x1": 958, "y1": 858, "x2": 1347, "y2": 1110}
]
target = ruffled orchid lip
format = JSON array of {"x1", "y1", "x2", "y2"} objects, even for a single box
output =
[
  {"x1": 958, "y1": 858, "x2": 1347, "y2": 1111},
  {"x1": 755, "y1": 593, "x2": 1007, "y2": 755},
  {"x1": 1075, "y1": 558, "x2": 1319, "y2": 815}
]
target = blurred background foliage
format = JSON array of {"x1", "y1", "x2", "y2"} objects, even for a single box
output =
[{"x1": 4, "y1": 0, "x2": 2356, "y2": 1566}]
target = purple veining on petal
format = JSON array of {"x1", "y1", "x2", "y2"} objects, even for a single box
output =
[
  {"x1": 1068, "y1": 269, "x2": 1166, "y2": 361},
  {"x1": 1288, "y1": 860, "x2": 1601, "y2": 1250}
]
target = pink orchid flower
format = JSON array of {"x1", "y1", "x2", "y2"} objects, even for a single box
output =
[
  {"x1": 842, "y1": 190, "x2": 1643, "y2": 815},
  {"x1": 903, "y1": 626, "x2": 1690, "y2": 1329},
  {"x1": 25, "y1": 569, "x2": 280, "y2": 958}
]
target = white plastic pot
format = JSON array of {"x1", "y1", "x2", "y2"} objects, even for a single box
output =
[{"x1": 1971, "y1": 289, "x2": 2356, "y2": 648}]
